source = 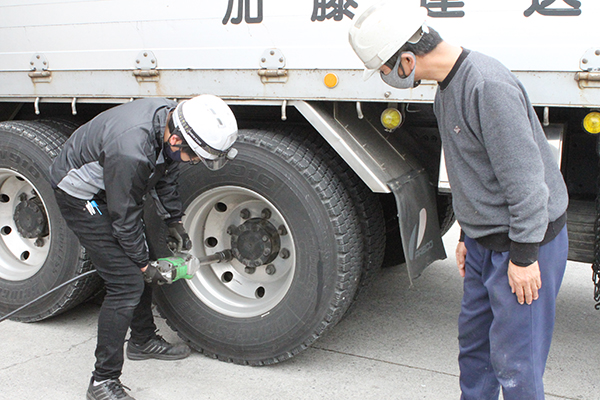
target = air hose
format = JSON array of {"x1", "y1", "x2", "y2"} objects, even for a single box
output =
[
  {"x1": 0, "y1": 269, "x2": 98, "y2": 323},
  {"x1": 0, "y1": 250, "x2": 233, "y2": 322}
]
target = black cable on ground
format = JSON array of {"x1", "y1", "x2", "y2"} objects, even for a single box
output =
[{"x1": 0, "y1": 269, "x2": 98, "y2": 323}]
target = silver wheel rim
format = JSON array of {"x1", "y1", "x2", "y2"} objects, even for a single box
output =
[
  {"x1": 0, "y1": 169, "x2": 51, "y2": 281},
  {"x1": 184, "y1": 186, "x2": 295, "y2": 318}
]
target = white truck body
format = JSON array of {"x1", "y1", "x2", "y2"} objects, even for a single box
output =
[{"x1": 1, "y1": 0, "x2": 599, "y2": 106}]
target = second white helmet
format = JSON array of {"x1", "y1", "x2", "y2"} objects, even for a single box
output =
[
  {"x1": 172, "y1": 95, "x2": 238, "y2": 170},
  {"x1": 349, "y1": 2, "x2": 428, "y2": 80}
]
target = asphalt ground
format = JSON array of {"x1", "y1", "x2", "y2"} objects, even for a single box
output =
[{"x1": 1, "y1": 223, "x2": 599, "y2": 400}]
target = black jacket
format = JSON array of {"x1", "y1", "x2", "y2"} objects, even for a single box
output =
[{"x1": 50, "y1": 98, "x2": 182, "y2": 268}]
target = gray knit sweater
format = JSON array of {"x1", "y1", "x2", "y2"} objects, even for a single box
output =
[{"x1": 434, "y1": 49, "x2": 568, "y2": 266}]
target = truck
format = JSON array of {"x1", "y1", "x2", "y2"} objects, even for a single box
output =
[{"x1": 0, "y1": 0, "x2": 598, "y2": 365}]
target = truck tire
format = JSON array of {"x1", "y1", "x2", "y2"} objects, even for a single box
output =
[
  {"x1": 0, "y1": 121, "x2": 98, "y2": 321},
  {"x1": 153, "y1": 128, "x2": 363, "y2": 365},
  {"x1": 319, "y1": 134, "x2": 386, "y2": 297}
]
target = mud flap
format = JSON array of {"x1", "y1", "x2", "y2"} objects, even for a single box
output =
[{"x1": 388, "y1": 169, "x2": 447, "y2": 283}]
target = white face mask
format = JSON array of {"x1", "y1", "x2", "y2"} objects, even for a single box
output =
[{"x1": 380, "y1": 51, "x2": 420, "y2": 89}]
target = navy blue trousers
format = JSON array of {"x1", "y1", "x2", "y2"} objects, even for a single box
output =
[
  {"x1": 55, "y1": 189, "x2": 157, "y2": 381},
  {"x1": 459, "y1": 227, "x2": 567, "y2": 400}
]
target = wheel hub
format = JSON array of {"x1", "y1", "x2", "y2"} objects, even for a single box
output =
[
  {"x1": 13, "y1": 196, "x2": 48, "y2": 239},
  {"x1": 230, "y1": 218, "x2": 280, "y2": 267}
]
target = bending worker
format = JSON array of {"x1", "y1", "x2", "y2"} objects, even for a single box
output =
[
  {"x1": 49, "y1": 95, "x2": 238, "y2": 400},
  {"x1": 349, "y1": 3, "x2": 569, "y2": 400}
]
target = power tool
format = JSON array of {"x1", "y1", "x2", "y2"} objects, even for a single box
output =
[
  {"x1": 149, "y1": 249, "x2": 233, "y2": 285},
  {"x1": 0, "y1": 249, "x2": 233, "y2": 322}
]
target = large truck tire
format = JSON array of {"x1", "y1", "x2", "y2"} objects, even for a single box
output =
[
  {"x1": 153, "y1": 128, "x2": 363, "y2": 365},
  {"x1": 0, "y1": 121, "x2": 99, "y2": 321},
  {"x1": 313, "y1": 128, "x2": 386, "y2": 297}
]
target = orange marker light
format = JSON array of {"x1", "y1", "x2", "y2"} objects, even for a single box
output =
[{"x1": 324, "y1": 73, "x2": 338, "y2": 88}]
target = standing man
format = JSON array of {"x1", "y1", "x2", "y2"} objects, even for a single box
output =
[
  {"x1": 349, "y1": 3, "x2": 569, "y2": 399},
  {"x1": 49, "y1": 95, "x2": 238, "y2": 400}
]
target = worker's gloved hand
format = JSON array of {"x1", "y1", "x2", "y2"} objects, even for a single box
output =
[
  {"x1": 142, "y1": 264, "x2": 169, "y2": 285},
  {"x1": 167, "y1": 221, "x2": 192, "y2": 252}
]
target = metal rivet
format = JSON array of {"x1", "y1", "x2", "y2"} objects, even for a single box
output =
[{"x1": 582, "y1": 58, "x2": 588, "y2": 64}]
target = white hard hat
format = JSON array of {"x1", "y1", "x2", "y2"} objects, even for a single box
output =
[
  {"x1": 349, "y1": 2, "x2": 428, "y2": 80},
  {"x1": 172, "y1": 95, "x2": 238, "y2": 170}
]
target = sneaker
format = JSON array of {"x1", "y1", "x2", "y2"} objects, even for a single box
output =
[
  {"x1": 86, "y1": 377, "x2": 135, "y2": 400},
  {"x1": 126, "y1": 334, "x2": 191, "y2": 361}
]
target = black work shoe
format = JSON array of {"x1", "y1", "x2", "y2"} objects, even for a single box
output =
[
  {"x1": 126, "y1": 334, "x2": 191, "y2": 361},
  {"x1": 86, "y1": 377, "x2": 135, "y2": 400}
]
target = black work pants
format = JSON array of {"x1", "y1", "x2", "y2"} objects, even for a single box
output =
[{"x1": 54, "y1": 189, "x2": 157, "y2": 381}]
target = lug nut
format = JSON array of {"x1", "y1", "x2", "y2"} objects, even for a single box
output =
[
  {"x1": 245, "y1": 266, "x2": 256, "y2": 274},
  {"x1": 265, "y1": 264, "x2": 276, "y2": 275},
  {"x1": 240, "y1": 209, "x2": 251, "y2": 220},
  {"x1": 261, "y1": 208, "x2": 272, "y2": 219},
  {"x1": 278, "y1": 225, "x2": 287, "y2": 236},
  {"x1": 280, "y1": 248, "x2": 290, "y2": 259}
]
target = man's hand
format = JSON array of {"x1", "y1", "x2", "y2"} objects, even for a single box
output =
[
  {"x1": 167, "y1": 221, "x2": 192, "y2": 252},
  {"x1": 508, "y1": 261, "x2": 542, "y2": 305},
  {"x1": 456, "y1": 241, "x2": 467, "y2": 278},
  {"x1": 142, "y1": 263, "x2": 169, "y2": 285}
]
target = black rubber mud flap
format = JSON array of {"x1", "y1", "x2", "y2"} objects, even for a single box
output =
[{"x1": 388, "y1": 169, "x2": 446, "y2": 283}]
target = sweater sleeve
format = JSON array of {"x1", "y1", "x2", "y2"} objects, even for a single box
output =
[{"x1": 475, "y1": 80, "x2": 549, "y2": 266}]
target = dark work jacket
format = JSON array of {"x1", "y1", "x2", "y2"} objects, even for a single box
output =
[{"x1": 49, "y1": 98, "x2": 182, "y2": 268}]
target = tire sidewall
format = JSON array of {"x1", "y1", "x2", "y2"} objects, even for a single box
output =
[{"x1": 0, "y1": 128, "x2": 81, "y2": 316}]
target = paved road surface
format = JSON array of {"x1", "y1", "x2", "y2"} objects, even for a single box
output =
[{"x1": 1, "y1": 224, "x2": 599, "y2": 400}]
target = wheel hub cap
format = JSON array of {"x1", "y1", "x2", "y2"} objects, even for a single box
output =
[
  {"x1": 14, "y1": 197, "x2": 48, "y2": 239},
  {"x1": 230, "y1": 218, "x2": 280, "y2": 267}
]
